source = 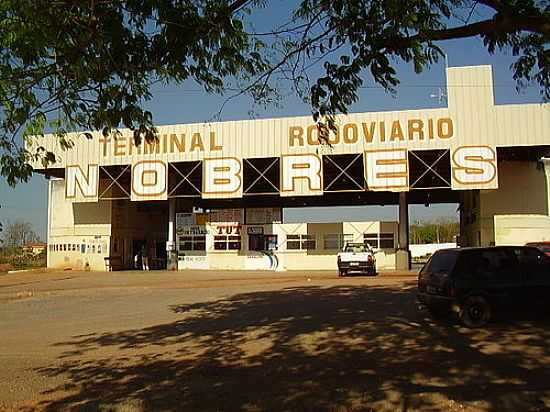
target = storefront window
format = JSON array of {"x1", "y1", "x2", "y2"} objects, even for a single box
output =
[
  {"x1": 249, "y1": 234, "x2": 278, "y2": 251},
  {"x1": 380, "y1": 233, "x2": 395, "y2": 248},
  {"x1": 249, "y1": 234, "x2": 264, "y2": 251},
  {"x1": 363, "y1": 233, "x2": 395, "y2": 249},
  {"x1": 287, "y1": 234, "x2": 316, "y2": 250},
  {"x1": 178, "y1": 235, "x2": 206, "y2": 251},
  {"x1": 363, "y1": 234, "x2": 379, "y2": 249},
  {"x1": 287, "y1": 235, "x2": 301, "y2": 250},
  {"x1": 324, "y1": 234, "x2": 353, "y2": 249},
  {"x1": 214, "y1": 235, "x2": 241, "y2": 250},
  {"x1": 266, "y1": 234, "x2": 278, "y2": 250}
]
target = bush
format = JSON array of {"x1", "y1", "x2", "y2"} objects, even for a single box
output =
[{"x1": 0, "y1": 248, "x2": 46, "y2": 269}]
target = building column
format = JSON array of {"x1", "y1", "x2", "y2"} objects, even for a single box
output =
[
  {"x1": 396, "y1": 192, "x2": 411, "y2": 270},
  {"x1": 46, "y1": 178, "x2": 52, "y2": 269},
  {"x1": 542, "y1": 158, "x2": 550, "y2": 216},
  {"x1": 167, "y1": 198, "x2": 177, "y2": 270}
]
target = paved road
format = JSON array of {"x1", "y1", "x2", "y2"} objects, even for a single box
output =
[{"x1": 0, "y1": 269, "x2": 549, "y2": 412}]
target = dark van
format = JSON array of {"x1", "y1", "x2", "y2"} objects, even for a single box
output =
[{"x1": 417, "y1": 246, "x2": 550, "y2": 327}]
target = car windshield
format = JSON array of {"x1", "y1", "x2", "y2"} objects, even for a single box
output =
[
  {"x1": 421, "y1": 250, "x2": 458, "y2": 275},
  {"x1": 344, "y1": 244, "x2": 368, "y2": 253}
]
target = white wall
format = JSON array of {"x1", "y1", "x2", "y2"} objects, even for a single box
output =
[
  {"x1": 494, "y1": 215, "x2": 550, "y2": 245},
  {"x1": 47, "y1": 179, "x2": 112, "y2": 271},
  {"x1": 409, "y1": 243, "x2": 457, "y2": 258},
  {"x1": 462, "y1": 160, "x2": 549, "y2": 247}
]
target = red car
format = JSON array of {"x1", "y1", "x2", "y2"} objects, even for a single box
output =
[{"x1": 525, "y1": 242, "x2": 550, "y2": 257}]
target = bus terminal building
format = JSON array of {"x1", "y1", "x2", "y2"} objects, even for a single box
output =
[{"x1": 29, "y1": 65, "x2": 550, "y2": 271}]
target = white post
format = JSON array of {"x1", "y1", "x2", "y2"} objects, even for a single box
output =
[
  {"x1": 167, "y1": 198, "x2": 177, "y2": 270},
  {"x1": 46, "y1": 178, "x2": 52, "y2": 269}
]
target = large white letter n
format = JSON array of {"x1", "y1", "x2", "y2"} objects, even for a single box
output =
[{"x1": 65, "y1": 164, "x2": 99, "y2": 200}]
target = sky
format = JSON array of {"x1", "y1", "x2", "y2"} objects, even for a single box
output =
[{"x1": 0, "y1": 4, "x2": 545, "y2": 241}]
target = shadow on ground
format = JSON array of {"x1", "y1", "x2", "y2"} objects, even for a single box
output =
[{"x1": 32, "y1": 283, "x2": 550, "y2": 412}]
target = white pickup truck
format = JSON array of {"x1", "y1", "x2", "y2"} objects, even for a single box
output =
[{"x1": 337, "y1": 243, "x2": 377, "y2": 276}]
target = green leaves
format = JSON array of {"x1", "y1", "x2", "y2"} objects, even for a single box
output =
[
  {"x1": 296, "y1": 0, "x2": 549, "y2": 129},
  {"x1": 0, "y1": 0, "x2": 549, "y2": 186},
  {"x1": 0, "y1": 0, "x2": 266, "y2": 185}
]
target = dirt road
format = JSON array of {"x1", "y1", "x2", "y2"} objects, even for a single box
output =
[{"x1": 1, "y1": 270, "x2": 549, "y2": 411}]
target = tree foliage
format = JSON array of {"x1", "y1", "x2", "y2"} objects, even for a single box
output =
[
  {"x1": 410, "y1": 218, "x2": 459, "y2": 244},
  {"x1": 0, "y1": 0, "x2": 548, "y2": 184},
  {"x1": 0, "y1": 0, "x2": 267, "y2": 184}
]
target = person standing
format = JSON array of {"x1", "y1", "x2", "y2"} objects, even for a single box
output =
[{"x1": 141, "y1": 244, "x2": 150, "y2": 271}]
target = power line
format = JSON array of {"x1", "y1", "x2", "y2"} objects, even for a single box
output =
[{"x1": 149, "y1": 83, "x2": 536, "y2": 95}]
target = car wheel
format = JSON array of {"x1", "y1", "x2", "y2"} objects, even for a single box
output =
[
  {"x1": 338, "y1": 270, "x2": 345, "y2": 277},
  {"x1": 459, "y1": 295, "x2": 491, "y2": 327}
]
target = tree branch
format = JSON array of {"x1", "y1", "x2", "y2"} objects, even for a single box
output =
[
  {"x1": 228, "y1": 0, "x2": 251, "y2": 13},
  {"x1": 389, "y1": 14, "x2": 549, "y2": 51}
]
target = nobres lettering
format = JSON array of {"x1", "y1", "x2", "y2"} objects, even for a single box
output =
[
  {"x1": 452, "y1": 146, "x2": 497, "y2": 185},
  {"x1": 281, "y1": 154, "x2": 322, "y2": 195},
  {"x1": 131, "y1": 160, "x2": 167, "y2": 200},
  {"x1": 64, "y1": 142, "x2": 498, "y2": 202},
  {"x1": 65, "y1": 164, "x2": 99, "y2": 199}
]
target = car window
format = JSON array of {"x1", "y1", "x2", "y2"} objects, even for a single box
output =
[
  {"x1": 421, "y1": 250, "x2": 458, "y2": 275},
  {"x1": 344, "y1": 244, "x2": 368, "y2": 253},
  {"x1": 527, "y1": 243, "x2": 550, "y2": 253},
  {"x1": 458, "y1": 249, "x2": 518, "y2": 283},
  {"x1": 513, "y1": 247, "x2": 550, "y2": 282}
]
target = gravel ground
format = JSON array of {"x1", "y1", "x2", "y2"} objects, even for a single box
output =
[{"x1": 0, "y1": 269, "x2": 549, "y2": 412}]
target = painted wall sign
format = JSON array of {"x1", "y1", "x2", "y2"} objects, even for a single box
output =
[
  {"x1": 178, "y1": 226, "x2": 209, "y2": 235},
  {"x1": 176, "y1": 213, "x2": 195, "y2": 229},
  {"x1": 247, "y1": 226, "x2": 264, "y2": 235},
  {"x1": 215, "y1": 225, "x2": 241, "y2": 235}
]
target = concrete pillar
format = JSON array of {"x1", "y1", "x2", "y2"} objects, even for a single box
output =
[
  {"x1": 542, "y1": 158, "x2": 550, "y2": 216},
  {"x1": 396, "y1": 192, "x2": 411, "y2": 270},
  {"x1": 167, "y1": 198, "x2": 177, "y2": 270},
  {"x1": 46, "y1": 178, "x2": 52, "y2": 269}
]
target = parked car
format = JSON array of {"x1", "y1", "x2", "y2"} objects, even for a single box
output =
[
  {"x1": 525, "y1": 241, "x2": 550, "y2": 257},
  {"x1": 417, "y1": 246, "x2": 550, "y2": 327},
  {"x1": 337, "y1": 243, "x2": 376, "y2": 276}
]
